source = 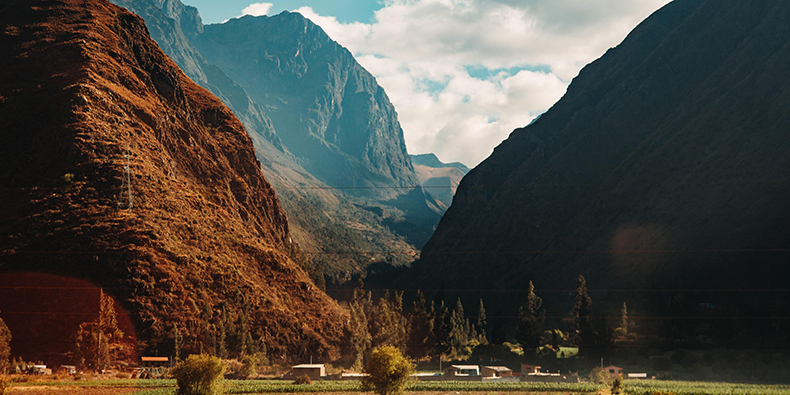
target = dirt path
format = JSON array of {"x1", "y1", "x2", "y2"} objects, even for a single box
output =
[{"x1": 6, "y1": 386, "x2": 143, "y2": 395}]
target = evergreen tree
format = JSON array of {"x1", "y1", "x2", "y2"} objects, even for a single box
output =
[
  {"x1": 620, "y1": 302, "x2": 628, "y2": 333},
  {"x1": 98, "y1": 289, "x2": 123, "y2": 343},
  {"x1": 433, "y1": 300, "x2": 451, "y2": 358},
  {"x1": 515, "y1": 281, "x2": 544, "y2": 357},
  {"x1": 0, "y1": 312, "x2": 10, "y2": 374},
  {"x1": 174, "y1": 324, "x2": 183, "y2": 363},
  {"x1": 406, "y1": 290, "x2": 435, "y2": 359},
  {"x1": 476, "y1": 299, "x2": 488, "y2": 345},
  {"x1": 370, "y1": 291, "x2": 407, "y2": 350},
  {"x1": 448, "y1": 298, "x2": 468, "y2": 357},
  {"x1": 571, "y1": 275, "x2": 595, "y2": 359}
]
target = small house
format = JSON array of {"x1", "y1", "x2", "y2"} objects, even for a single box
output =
[
  {"x1": 602, "y1": 365, "x2": 623, "y2": 379},
  {"x1": 481, "y1": 366, "x2": 513, "y2": 378},
  {"x1": 141, "y1": 356, "x2": 170, "y2": 368},
  {"x1": 290, "y1": 364, "x2": 325, "y2": 381},
  {"x1": 443, "y1": 365, "x2": 480, "y2": 377},
  {"x1": 521, "y1": 364, "x2": 541, "y2": 374}
]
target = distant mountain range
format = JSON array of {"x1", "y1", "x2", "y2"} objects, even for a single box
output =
[
  {"x1": 111, "y1": 0, "x2": 442, "y2": 284},
  {"x1": 410, "y1": 0, "x2": 790, "y2": 335},
  {"x1": 410, "y1": 154, "x2": 469, "y2": 209},
  {"x1": 0, "y1": 0, "x2": 349, "y2": 359}
]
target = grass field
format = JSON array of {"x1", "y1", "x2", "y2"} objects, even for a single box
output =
[{"x1": 6, "y1": 378, "x2": 790, "y2": 395}]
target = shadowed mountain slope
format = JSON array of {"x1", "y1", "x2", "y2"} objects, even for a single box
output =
[
  {"x1": 414, "y1": 0, "x2": 790, "y2": 323},
  {"x1": 0, "y1": 0, "x2": 349, "y2": 360}
]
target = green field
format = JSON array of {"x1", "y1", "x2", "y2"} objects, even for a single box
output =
[{"x1": 8, "y1": 378, "x2": 790, "y2": 395}]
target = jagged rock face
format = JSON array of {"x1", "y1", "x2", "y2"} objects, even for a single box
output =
[
  {"x1": 416, "y1": 0, "x2": 790, "y2": 315},
  {"x1": 0, "y1": 0, "x2": 349, "y2": 360},
  {"x1": 192, "y1": 13, "x2": 422, "y2": 201},
  {"x1": 111, "y1": 1, "x2": 440, "y2": 275}
]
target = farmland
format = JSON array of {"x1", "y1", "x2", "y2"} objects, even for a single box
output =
[{"x1": 5, "y1": 379, "x2": 790, "y2": 395}]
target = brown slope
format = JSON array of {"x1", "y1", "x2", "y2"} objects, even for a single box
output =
[{"x1": 0, "y1": 0, "x2": 349, "y2": 360}]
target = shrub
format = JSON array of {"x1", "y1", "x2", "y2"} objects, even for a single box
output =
[
  {"x1": 0, "y1": 375, "x2": 8, "y2": 395},
  {"x1": 611, "y1": 374, "x2": 623, "y2": 394},
  {"x1": 362, "y1": 346, "x2": 415, "y2": 395},
  {"x1": 171, "y1": 354, "x2": 225, "y2": 395},
  {"x1": 293, "y1": 374, "x2": 312, "y2": 385},
  {"x1": 589, "y1": 367, "x2": 610, "y2": 384}
]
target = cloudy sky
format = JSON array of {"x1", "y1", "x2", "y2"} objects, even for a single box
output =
[{"x1": 182, "y1": 0, "x2": 672, "y2": 167}]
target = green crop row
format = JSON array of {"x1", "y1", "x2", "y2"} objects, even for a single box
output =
[{"x1": 624, "y1": 379, "x2": 790, "y2": 395}]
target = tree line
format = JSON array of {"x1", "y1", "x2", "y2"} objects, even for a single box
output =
[{"x1": 345, "y1": 275, "x2": 630, "y2": 368}]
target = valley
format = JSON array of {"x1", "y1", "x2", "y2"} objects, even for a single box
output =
[{"x1": 1, "y1": 0, "x2": 789, "y2": 391}]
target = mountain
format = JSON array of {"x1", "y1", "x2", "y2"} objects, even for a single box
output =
[
  {"x1": 410, "y1": 154, "x2": 469, "y2": 209},
  {"x1": 410, "y1": 153, "x2": 470, "y2": 173},
  {"x1": 414, "y1": 0, "x2": 790, "y2": 329},
  {"x1": 0, "y1": 0, "x2": 349, "y2": 360},
  {"x1": 190, "y1": 13, "x2": 442, "y2": 233},
  {"x1": 110, "y1": 0, "x2": 440, "y2": 282}
]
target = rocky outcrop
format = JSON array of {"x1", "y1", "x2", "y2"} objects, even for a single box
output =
[
  {"x1": 0, "y1": 0, "x2": 349, "y2": 360},
  {"x1": 112, "y1": 1, "x2": 440, "y2": 277}
]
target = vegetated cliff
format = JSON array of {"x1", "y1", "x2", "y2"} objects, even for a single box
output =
[
  {"x1": 415, "y1": 0, "x2": 790, "y2": 329},
  {"x1": 0, "y1": 0, "x2": 349, "y2": 360},
  {"x1": 111, "y1": 0, "x2": 436, "y2": 282},
  {"x1": 410, "y1": 154, "x2": 470, "y2": 210}
]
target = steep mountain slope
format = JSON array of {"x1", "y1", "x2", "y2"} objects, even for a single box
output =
[
  {"x1": 410, "y1": 154, "x2": 469, "y2": 210},
  {"x1": 111, "y1": 0, "x2": 435, "y2": 280},
  {"x1": 191, "y1": 13, "x2": 442, "y2": 227},
  {"x1": 416, "y1": 0, "x2": 790, "y2": 320},
  {"x1": 0, "y1": 0, "x2": 349, "y2": 360}
]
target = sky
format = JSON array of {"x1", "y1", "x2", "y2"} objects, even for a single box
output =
[{"x1": 181, "y1": 0, "x2": 673, "y2": 167}]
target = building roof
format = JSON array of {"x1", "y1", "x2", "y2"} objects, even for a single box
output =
[
  {"x1": 482, "y1": 366, "x2": 512, "y2": 371},
  {"x1": 141, "y1": 357, "x2": 169, "y2": 362},
  {"x1": 603, "y1": 365, "x2": 623, "y2": 370},
  {"x1": 449, "y1": 365, "x2": 479, "y2": 370},
  {"x1": 293, "y1": 364, "x2": 325, "y2": 369}
]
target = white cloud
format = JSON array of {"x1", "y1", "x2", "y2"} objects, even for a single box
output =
[
  {"x1": 293, "y1": 0, "x2": 672, "y2": 166},
  {"x1": 241, "y1": 2, "x2": 274, "y2": 17}
]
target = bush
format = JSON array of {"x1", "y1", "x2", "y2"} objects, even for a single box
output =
[
  {"x1": 589, "y1": 367, "x2": 610, "y2": 384},
  {"x1": 611, "y1": 374, "x2": 623, "y2": 394},
  {"x1": 0, "y1": 375, "x2": 8, "y2": 395},
  {"x1": 293, "y1": 374, "x2": 312, "y2": 385},
  {"x1": 171, "y1": 354, "x2": 225, "y2": 395},
  {"x1": 362, "y1": 346, "x2": 414, "y2": 395}
]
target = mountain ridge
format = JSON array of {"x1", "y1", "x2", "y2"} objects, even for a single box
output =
[
  {"x1": 110, "y1": 0, "x2": 440, "y2": 281},
  {"x1": 0, "y1": 0, "x2": 350, "y2": 360},
  {"x1": 411, "y1": 0, "x2": 790, "y2": 330}
]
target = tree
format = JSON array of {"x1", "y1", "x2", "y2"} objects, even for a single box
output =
[
  {"x1": 447, "y1": 298, "x2": 469, "y2": 357},
  {"x1": 0, "y1": 312, "x2": 10, "y2": 375},
  {"x1": 406, "y1": 290, "x2": 435, "y2": 359},
  {"x1": 370, "y1": 291, "x2": 406, "y2": 350},
  {"x1": 614, "y1": 302, "x2": 629, "y2": 338},
  {"x1": 174, "y1": 324, "x2": 183, "y2": 363},
  {"x1": 571, "y1": 275, "x2": 595, "y2": 358},
  {"x1": 74, "y1": 290, "x2": 124, "y2": 371},
  {"x1": 515, "y1": 281, "x2": 545, "y2": 357},
  {"x1": 171, "y1": 354, "x2": 225, "y2": 395},
  {"x1": 433, "y1": 300, "x2": 451, "y2": 359},
  {"x1": 98, "y1": 289, "x2": 123, "y2": 343},
  {"x1": 362, "y1": 346, "x2": 415, "y2": 395},
  {"x1": 476, "y1": 299, "x2": 488, "y2": 345}
]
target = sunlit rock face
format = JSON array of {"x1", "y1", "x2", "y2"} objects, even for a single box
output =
[{"x1": 0, "y1": 0, "x2": 350, "y2": 360}]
